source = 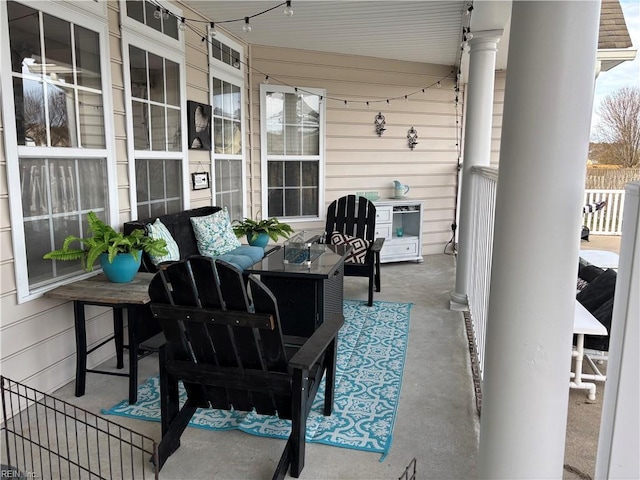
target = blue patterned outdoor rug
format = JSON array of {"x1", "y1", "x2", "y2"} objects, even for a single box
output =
[{"x1": 103, "y1": 300, "x2": 412, "y2": 458}]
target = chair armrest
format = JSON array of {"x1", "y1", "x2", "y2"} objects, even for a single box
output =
[
  {"x1": 288, "y1": 313, "x2": 344, "y2": 370},
  {"x1": 371, "y1": 237, "x2": 385, "y2": 253}
]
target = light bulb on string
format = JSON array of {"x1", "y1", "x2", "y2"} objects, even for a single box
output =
[
  {"x1": 243, "y1": 17, "x2": 252, "y2": 32},
  {"x1": 436, "y1": 81, "x2": 441, "y2": 88},
  {"x1": 163, "y1": 9, "x2": 170, "y2": 20},
  {"x1": 366, "y1": 101, "x2": 370, "y2": 109},
  {"x1": 344, "y1": 100, "x2": 348, "y2": 109},
  {"x1": 422, "y1": 88, "x2": 426, "y2": 95},
  {"x1": 404, "y1": 95, "x2": 408, "y2": 102},
  {"x1": 210, "y1": 22, "x2": 217, "y2": 38},
  {"x1": 179, "y1": 17, "x2": 186, "y2": 31},
  {"x1": 263, "y1": 75, "x2": 270, "y2": 85},
  {"x1": 284, "y1": 1, "x2": 293, "y2": 17},
  {"x1": 153, "y1": 7, "x2": 161, "y2": 20}
]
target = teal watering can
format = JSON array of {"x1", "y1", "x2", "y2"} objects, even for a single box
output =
[{"x1": 393, "y1": 180, "x2": 410, "y2": 198}]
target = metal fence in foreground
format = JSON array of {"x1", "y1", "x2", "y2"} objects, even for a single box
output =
[{"x1": 1, "y1": 376, "x2": 158, "y2": 479}]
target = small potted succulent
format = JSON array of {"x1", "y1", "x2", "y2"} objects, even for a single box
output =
[
  {"x1": 43, "y1": 211, "x2": 168, "y2": 283},
  {"x1": 232, "y1": 215, "x2": 294, "y2": 247}
]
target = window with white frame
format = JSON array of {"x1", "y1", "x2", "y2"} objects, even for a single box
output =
[
  {"x1": 122, "y1": 0, "x2": 185, "y2": 220},
  {"x1": 261, "y1": 85, "x2": 324, "y2": 219},
  {"x1": 210, "y1": 34, "x2": 245, "y2": 222},
  {"x1": 2, "y1": 0, "x2": 112, "y2": 296}
]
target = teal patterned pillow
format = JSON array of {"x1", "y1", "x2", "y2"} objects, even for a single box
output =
[
  {"x1": 190, "y1": 208, "x2": 241, "y2": 257},
  {"x1": 147, "y1": 218, "x2": 180, "y2": 265}
]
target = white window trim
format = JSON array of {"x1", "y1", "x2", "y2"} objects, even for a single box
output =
[
  {"x1": 259, "y1": 84, "x2": 326, "y2": 222},
  {"x1": 208, "y1": 32, "x2": 247, "y2": 217},
  {"x1": 119, "y1": 0, "x2": 184, "y2": 54},
  {"x1": 0, "y1": 0, "x2": 117, "y2": 303},
  {"x1": 121, "y1": 30, "x2": 189, "y2": 218}
]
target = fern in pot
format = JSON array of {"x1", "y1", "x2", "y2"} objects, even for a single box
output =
[
  {"x1": 232, "y1": 215, "x2": 294, "y2": 247},
  {"x1": 44, "y1": 211, "x2": 168, "y2": 283}
]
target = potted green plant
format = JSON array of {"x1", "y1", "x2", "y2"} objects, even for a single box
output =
[
  {"x1": 232, "y1": 215, "x2": 294, "y2": 247},
  {"x1": 43, "y1": 211, "x2": 168, "y2": 283}
]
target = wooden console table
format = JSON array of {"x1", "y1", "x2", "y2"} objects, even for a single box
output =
[{"x1": 45, "y1": 273, "x2": 155, "y2": 404}]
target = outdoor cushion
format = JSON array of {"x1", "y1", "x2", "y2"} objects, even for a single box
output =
[
  {"x1": 576, "y1": 268, "x2": 617, "y2": 314},
  {"x1": 216, "y1": 245, "x2": 264, "y2": 270},
  {"x1": 191, "y1": 208, "x2": 241, "y2": 257},
  {"x1": 330, "y1": 231, "x2": 370, "y2": 264},
  {"x1": 146, "y1": 218, "x2": 180, "y2": 266}
]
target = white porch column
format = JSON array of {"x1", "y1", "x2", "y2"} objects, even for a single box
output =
[
  {"x1": 478, "y1": 2, "x2": 600, "y2": 479},
  {"x1": 451, "y1": 30, "x2": 503, "y2": 310}
]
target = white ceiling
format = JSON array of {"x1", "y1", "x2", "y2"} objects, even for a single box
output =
[{"x1": 180, "y1": 0, "x2": 513, "y2": 73}]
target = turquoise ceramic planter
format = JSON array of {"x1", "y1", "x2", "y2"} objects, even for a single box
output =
[
  {"x1": 99, "y1": 251, "x2": 142, "y2": 283},
  {"x1": 247, "y1": 232, "x2": 269, "y2": 248}
]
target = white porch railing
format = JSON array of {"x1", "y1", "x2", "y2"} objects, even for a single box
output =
[
  {"x1": 584, "y1": 189, "x2": 625, "y2": 236},
  {"x1": 467, "y1": 166, "x2": 499, "y2": 381},
  {"x1": 466, "y1": 183, "x2": 625, "y2": 383}
]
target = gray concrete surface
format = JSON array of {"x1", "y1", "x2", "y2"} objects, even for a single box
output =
[{"x1": 44, "y1": 239, "x2": 620, "y2": 479}]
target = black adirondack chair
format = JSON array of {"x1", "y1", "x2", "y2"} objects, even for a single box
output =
[
  {"x1": 325, "y1": 195, "x2": 384, "y2": 306},
  {"x1": 148, "y1": 257, "x2": 343, "y2": 479}
]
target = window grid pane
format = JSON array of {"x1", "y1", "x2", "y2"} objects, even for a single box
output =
[
  {"x1": 20, "y1": 158, "x2": 108, "y2": 287},
  {"x1": 127, "y1": 0, "x2": 179, "y2": 40},
  {"x1": 215, "y1": 159, "x2": 243, "y2": 222},
  {"x1": 129, "y1": 46, "x2": 181, "y2": 153},
  {"x1": 265, "y1": 89, "x2": 321, "y2": 219},
  {"x1": 135, "y1": 158, "x2": 183, "y2": 218},
  {"x1": 9, "y1": 2, "x2": 105, "y2": 149}
]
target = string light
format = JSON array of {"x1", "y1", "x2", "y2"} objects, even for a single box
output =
[
  {"x1": 243, "y1": 17, "x2": 252, "y2": 32},
  {"x1": 153, "y1": 6, "x2": 161, "y2": 20},
  {"x1": 163, "y1": 9, "x2": 170, "y2": 20},
  {"x1": 284, "y1": 1, "x2": 294, "y2": 17},
  {"x1": 157, "y1": 1, "x2": 456, "y2": 109}
]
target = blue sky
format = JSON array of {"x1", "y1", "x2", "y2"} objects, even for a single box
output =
[{"x1": 591, "y1": 0, "x2": 640, "y2": 136}]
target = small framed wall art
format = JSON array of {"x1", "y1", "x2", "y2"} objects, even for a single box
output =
[
  {"x1": 187, "y1": 100, "x2": 212, "y2": 150},
  {"x1": 191, "y1": 172, "x2": 210, "y2": 190}
]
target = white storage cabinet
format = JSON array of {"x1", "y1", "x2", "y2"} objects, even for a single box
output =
[{"x1": 373, "y1": 199, "x2": 424, "y2": 263}]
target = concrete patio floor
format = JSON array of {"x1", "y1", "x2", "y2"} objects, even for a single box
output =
[{"x1": 45, "y1": 239, "x2": 619, "y2": 479}]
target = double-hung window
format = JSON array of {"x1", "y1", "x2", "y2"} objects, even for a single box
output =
[
  {"x1": 209, "y1": 34, "x2": 245, "y2": 222},
  {"x1": 260, "y1": 85, "x2": 325, "y2": 219},
  {"x1": 1, "y1": 0, "x2": 114, "y2": 301},
  {"x1": 121, "y1": 0, "x2": 187, "y2": 219}
]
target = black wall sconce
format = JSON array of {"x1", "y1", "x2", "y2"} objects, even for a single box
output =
[
  {"x1": 407, "y1": 127, "x2": 418, "y2": 150},
  {"x1": 374, "y1": 112, "x2": 386, "y2": 136}
]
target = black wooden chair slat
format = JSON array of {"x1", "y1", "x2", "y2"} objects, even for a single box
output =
[
  {"x1": 187, "y1": 255, "x2": 223, "y2": 308},
  {"x1": 150, "y1": 256, "x2": 343, "y2": 479},
  {"x1": 325, "y1": 195, "x2": 384, "y2": 306}
]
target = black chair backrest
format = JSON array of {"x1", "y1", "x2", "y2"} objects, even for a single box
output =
[
  {"x1": 325, "y1": 195, "x2": 377, "y2": 242},
  {"x1": 148, "y1": 257, "x2": 292, "y2": 417}
]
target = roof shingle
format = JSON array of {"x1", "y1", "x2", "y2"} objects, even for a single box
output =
[{"x1": 599, "y1": 0, "x2": 633, "y2": 49}]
